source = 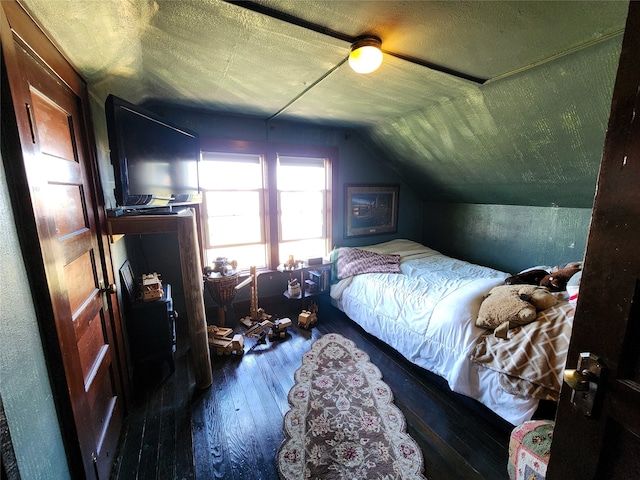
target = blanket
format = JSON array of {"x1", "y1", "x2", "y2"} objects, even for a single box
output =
[{"x1": 470, "y1": 301, "x2": 575, "y2": 401}]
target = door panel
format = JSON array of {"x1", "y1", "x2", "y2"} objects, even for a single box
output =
[
  {"x1": 49, "y1": 184, "x2": 88, "y2": 239},
  {"x1": 547, "y1": 2, "x2": 640, "y2": 478},
  {"x1": 30, "y1": 89, "x2": 76, "y2": 160},
  {"x1": 28, "y1": 61, "x2": 121, "y2": 478},
  {"x1": 2, "y1": 2, "x2": 125, "y2": 478},
  {"x1": 65, "y1": 251, "x2": 98, "y2": 314}
]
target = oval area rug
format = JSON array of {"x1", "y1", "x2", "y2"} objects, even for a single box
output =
[{"x1": 277, "y1": 333, "x2": 426, "y2": 479}]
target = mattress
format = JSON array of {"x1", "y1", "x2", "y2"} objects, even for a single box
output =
[{"x1": 330, "y1": 239, "x2": 543, "y2": 425}]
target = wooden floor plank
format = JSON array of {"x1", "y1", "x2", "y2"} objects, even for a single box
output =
[
  {"x1": 174, "y1": 352, "x2": 196, "y2": 479},
  {"x1": 111, "y1": 299, "x2": 512, "y2": 480},
  {"x1": 192, "y1": 359, "x2": 229, "y2": 480}
]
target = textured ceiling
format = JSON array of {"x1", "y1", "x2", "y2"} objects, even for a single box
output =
[{"x1": 17, "y1": 0, "x2": 630, "y2": 207}]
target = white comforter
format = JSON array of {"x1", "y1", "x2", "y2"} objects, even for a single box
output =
[{"x1": 330, "y1": 239, "x2": 540, "y2": 425}]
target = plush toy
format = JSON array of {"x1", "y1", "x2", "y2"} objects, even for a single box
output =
[
  {"x1": 476, "y1": 285, "x2": 558, "y2": 339},
  {"x1": 504, "y1": 269, "x2": 549, "y2": 286},
  {"x1": 539, "y1": 264, "x2": 581, "y2": 292}
]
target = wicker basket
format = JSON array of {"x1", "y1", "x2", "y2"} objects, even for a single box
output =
[{"x1": 204, "y1": 273, "x2": 239, "y2": 306}]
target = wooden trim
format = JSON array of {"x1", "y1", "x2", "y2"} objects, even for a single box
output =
[
  {"x1": 5, "y1": 0, "x2": 84, "y2": 94},
  {"x1": 108, "y1": 211, "x2": 213, "y2": 389}
]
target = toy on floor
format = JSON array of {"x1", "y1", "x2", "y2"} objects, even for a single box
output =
[
  {"x1": 268, "y1": 317, "x2": 292, "y2": 340},
  {"x1": 244, "y1": 317, "x2": 293, "y2": 343},
  {"x1": 206, "y1": 325, "x2": 243, "y2": 355},
  {"x1": 237, "y1": 266, "x2": 273, "y2": 328},
  {"x1": 207, "y1": 325, "x2": 233, "y2": 339},
  {"x1": 298, "y1": 302, "x2": 318, "y2": 329},
  {"x1": 209, "y1": 334, "x2": 244, "y2": 356}
]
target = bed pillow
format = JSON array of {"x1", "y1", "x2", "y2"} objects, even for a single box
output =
[
  {"x1": 566, "y1": 270, "x2": 582, "y2": 304},
  {"x1": 331, "y1": 247, "x2": 401, "y2": 279}
]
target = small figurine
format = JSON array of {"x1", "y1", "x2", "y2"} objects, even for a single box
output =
[
  {"x1": 282, "y1": 255, "x2": 302, "y2": 270},
  {"x1": 287, "y1": 277, "x2": 301, "y2": 297},
  {"x1": 141, "y1": 272, "x2": 163, "y2": 302}
]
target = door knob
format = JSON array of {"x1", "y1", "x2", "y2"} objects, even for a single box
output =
[
  {"x1": 563, "y1": 369, "x2": 591, "y2": 391},
  {"x1": 100, "y1": 282, "x2": 117, "y2": 295},
  {"x1": 563, "y1": 352, "x2": 606, "y2": 417},
  {"x1": 98, "y1": 281, "x2": 117, "y2": 312}
]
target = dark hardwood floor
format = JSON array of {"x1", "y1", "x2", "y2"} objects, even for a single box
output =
[{"x1": 110, "y1": 298, "x2": 513, "y2": 479}]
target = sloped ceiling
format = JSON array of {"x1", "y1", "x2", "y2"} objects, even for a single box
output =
[{"x1": 18, "y1": 0, "x2": 630, "y2": 207}]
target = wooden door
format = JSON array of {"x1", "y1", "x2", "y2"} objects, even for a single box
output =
[
  {"x1": 1, "y1": 2, "x2": 125, "y2": 478},
  {"x1": 547, "y1": 2, "x2": 640, "y2": 478}
]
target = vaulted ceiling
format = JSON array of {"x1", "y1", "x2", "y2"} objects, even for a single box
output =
[{"x1": 18, "y1": 0, "x2": 630, "y2": 207}]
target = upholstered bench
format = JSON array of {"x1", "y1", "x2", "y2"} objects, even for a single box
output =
[{"x1": 507, "y1": 419, "x2": 554, "y2": 480}]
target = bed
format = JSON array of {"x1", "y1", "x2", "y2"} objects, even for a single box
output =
[{"x1": 329, "y1": 239, "x2": 575, "y2": 426}]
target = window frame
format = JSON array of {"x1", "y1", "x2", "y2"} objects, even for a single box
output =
[{"x1": 199, "y1": 137, "x2": 337, "y2": 271}]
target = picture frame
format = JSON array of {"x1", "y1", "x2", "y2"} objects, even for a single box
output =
[
  {"x1": 119, "y1": 259, "x2": 137, "y2": 301},
  {"x1": 344, "y1": 184, "x2": 399, "y2": 238}
]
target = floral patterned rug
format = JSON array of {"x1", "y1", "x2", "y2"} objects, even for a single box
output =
[{"x1": 277, "y1": 333, "x2": 426, "y2": 479}]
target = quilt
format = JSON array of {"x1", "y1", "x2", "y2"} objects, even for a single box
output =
[{"x1": 470, "y1": 301, "x2": 575, "y2": 401}]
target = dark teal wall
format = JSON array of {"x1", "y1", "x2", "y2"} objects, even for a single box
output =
[
  {"x1": 422, "y1": 203, "x2": 591, "y2": 274},
  {"x1": 1, "y1": 144, "x2": 70, "y2": 479}
]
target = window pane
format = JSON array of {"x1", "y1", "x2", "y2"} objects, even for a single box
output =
[
  {"x1": 207, "y1": 217, "x2": 262, "y2": 245},
  {"x1": 277, "y1": 158, "x2": 326, "y2": 250},
  {"x1": 281, "y1": 214, "x2": 323, "y2": 240},
  {"x1": 280, "y1": 191, "x2": 323, "y2": 214},
  {"x1": 279, "y1": 239, "x2": 327, "y2": 264},
  {"x1": 205, "y1": 244, "x2": 266, "y2": 271},
  {"x1": 200, "y1": 153, "x2": 262, "y2": 190},
  {"x1": 206, "y1": 191, "x2": 260, "y2": 217},
  {"x1": 278, "y1": 156, "x2": 325, "y2": 191},
  {"x1": 205, "y1": 190, "x2": 263, "y2": 245}
]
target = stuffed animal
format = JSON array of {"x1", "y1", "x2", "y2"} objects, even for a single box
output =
[
  {"x1": 476, "y1": 285, "x2": 558, "y2": 339},
  {"x1": 504, "y1": 269, "x2": 549, "y2": 286},
  {"x1": 540, "y1": 264, "x2": 581, "y2": 292}
]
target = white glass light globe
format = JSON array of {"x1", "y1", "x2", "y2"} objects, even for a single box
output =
[{"x1": 348, "y1": 45, "x2": 383, "y2": 74}]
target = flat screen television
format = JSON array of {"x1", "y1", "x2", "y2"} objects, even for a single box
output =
[{"x1": 105, "y1": 94, "x2": 202, "y2": 209}]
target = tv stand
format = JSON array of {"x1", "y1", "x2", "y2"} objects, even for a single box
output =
[{"x1": 107, "y1": 208, "x2": 212, "y2": 389}]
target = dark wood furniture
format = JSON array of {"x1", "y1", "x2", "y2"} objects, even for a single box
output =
[{"x1": 128, "y1": 284, "x2": 176, "y2": 373}]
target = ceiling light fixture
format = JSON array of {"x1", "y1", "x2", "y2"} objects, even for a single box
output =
[{"x1": 348, "y1": 36, "x2": 383, "y2": 74}]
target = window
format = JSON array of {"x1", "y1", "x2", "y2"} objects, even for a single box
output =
[{"x1": 199, "y1": 139, "x2": 334, "y2": 271}]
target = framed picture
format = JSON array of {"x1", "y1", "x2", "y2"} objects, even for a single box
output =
[
  {"x1": 344, "y1": 184, "x2": 399, "y2": 238},
  {"x1": 119, "y1": 259, "x2": 137, "y2": 301}
]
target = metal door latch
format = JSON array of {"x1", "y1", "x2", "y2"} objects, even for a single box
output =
[
  {"x1": 99, "y1": 280, "x2": 117, "y2": 312},
  {"x1": 563, "y1": 352, "x2": 606, "y2": 417}
]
